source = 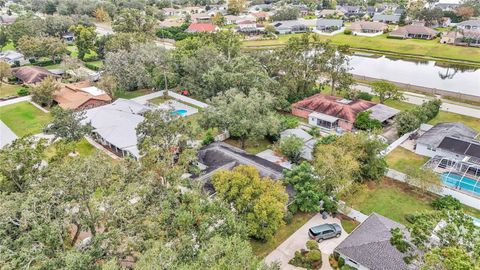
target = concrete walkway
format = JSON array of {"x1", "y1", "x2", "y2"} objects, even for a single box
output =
[
  {"x1": 0, "y1": 120, "x2": 17, "y2": 148},
  {"x1": 355, "y1": 84, "x2": 480, "y2": 118},
  {"x1": 264, "y1": 214, "x2": 348, "y2": 270},
  {"x1": 0, "y1": 95, "x2": 31, "y2": 107}
]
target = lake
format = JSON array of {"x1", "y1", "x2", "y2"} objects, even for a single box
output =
[{"x1": 349, "y1": 54, "x2": 480, "y2": 97}]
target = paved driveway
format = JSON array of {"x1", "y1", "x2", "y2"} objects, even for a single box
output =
[{"x1": 264, "y1": 214, "x2": 348, "y2": 270}]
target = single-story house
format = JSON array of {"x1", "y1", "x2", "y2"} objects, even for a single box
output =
[
  {"x1": 292, "y1": 94, "x2": 399, "y2": 131},
  {"x1": 441, "y1": 29, "x2": 480, "y2": 46},
  {"x1": 162, "y1": 7, "x2": 182, "y2": 16},
  {"x1": 190, "y1": 13, "x2": 212, "y2": 23},
  {"x1": 224, "y1": 15, "x2": 240, "y2": 25},
  {"x1": 181, "y1": 6, "x2": 206, "y2": 15},
  {"x1": 195, "y1": 142, "x2": 295, "y2": 200},
  {"x1": 252, "y1": 11, "x2": 270, "y2": 21},
  {"x1": 53, "y1": 81, "x2": 112, "y2": 110},
  {"x1": 318, "y1": 9, "x2": 343, "y2": 18},
  {"x1": 11, "y1": 66, "x2": 59, "y2": 85},
  {"x1": 372, "y1": 13, "x2": 401, "y2": 24},
  {"x1": 316, "y1": 19, "x2": 343, "y2": 32},
  {"x1": 457, "y1": 19, "x2": 480, "y2": 30},
  {"x1": 185, "y1": 23, "x2": 218, "y2": 33},
  {"x1": 390, "y1": 24, "x2": 438, "y2": 39},
  {"x1": 335, "y1": 213, "x2": 414, "y2": 270},
  {"x1": 0, "y1": 50, "x2": 28, "y2": 66},
  {"x1": 434, "y1": 2, "x2": 460, "y2": 11},
  {"x1": 337, "y1": 5, "x2": 364, "y2": 17},
  {"x1": 273, "y1": 20, "x2": 308, "y2": 34},
  {"x1": 349, "y1": 21, "x2": 387, "y2": 34},
  {"x1": 394, "y1": 7, "x2": 405, "y2": 15},
  {"x1": 236, "y1": 20, "x2": 264, "y2": 34},
  {"x1": 82, "y1": 99, "x2": 151, "y2": 160},
  {"x1": 280, "y1": 128, "x2": 317, "y2": 161},
  {"x1": 366, "y1": 6, "x2": 385, "y2": 17},
  {"x1": 415, "y1": 122, "x2": 479, "y2": 160}
]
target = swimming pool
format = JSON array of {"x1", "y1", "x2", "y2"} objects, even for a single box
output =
[
  {"x1": 441, "y1": 172, "x2": 480, "y2": 197},
  {"x1": 171, "y1": 109, "x2": 188, "y2": 116}
]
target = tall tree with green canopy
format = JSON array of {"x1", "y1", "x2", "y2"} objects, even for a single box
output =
[
  {"x1": 212, "y1": 165, "x2": 288, "y2": 240},
  {"x1": 200, "y1": 89, "x2": 280, "y2": 149},
  {"x1": 7, "y1": 15, "x2": 46, "y2": 46},
  {"x1": 46, "y1": 107, "x2": 92, "y2": 142},
  {"x1": 30, "y1": 75, "x2": 60, "y2": 107},
  {"x1": 69, "y1": 24, "x2": 97, "y2": 60},
  {"x1": 283, "y1": 162, "x2": 323, "y2": 213},
  {"x1": 371, "y1": 80, "x2": 404, "y2": 104},
  {"x1": 112, "y1": 8, "x2": 156, "y2": 36}
]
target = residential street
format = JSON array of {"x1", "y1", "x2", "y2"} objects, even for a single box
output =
[
  {"x1": 264, "y1": 214, "x2": 348, "y2": 270},
  {"x1": 0, "y1": 96, "x2": 31, "y2": 107},
  {"x1": 355, "y1": 84, "x2": 480, "y2": 118}
]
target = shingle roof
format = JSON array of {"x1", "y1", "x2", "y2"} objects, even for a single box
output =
[
  {"x1": 417, "y1": 123, "x2": 478, "y2": 148},
  {"x1": 390, "y1": 24, "x2": 438, "y2": 37},
  {"x1": 372, "y1": 13, "x2": 400, "y2": 22},
  {"x1": 12, "y1": 66, "x2": 58, "y2": 84},
  {"x1": 458, "y1": 19, "x2": 480, "y2": 28},
  {"x1": 316, "y1": 19, "x2": 343, "y2": 28},
  {"x1": 185, "y1": 23, "x2": 217, "y2": 33},
  {"x1": 54, "y1": 81, "x2": 111, "y2": 110},
  {"x1": 293, "y1": 94, "x2": 376, "y2": 123},
  {"x1": 335, "y1": 213, "x2": 410, "y2": 270},
  {"x1": 349, "y1": 21, "x2": 387, "y2": 32}
]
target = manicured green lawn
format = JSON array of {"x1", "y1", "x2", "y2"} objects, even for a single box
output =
[
  {"x1": 224, "y1": 138, "x2": 273, "y2": 155},
  {"x1": 370, "y1": 96, "x2": 417, "y2": 112},
  {"x1": 250, "y1": 212, "x2": 315, "y2": 258},
  {"x1": 429, "y1": 111, "x2": 480, "y2": 132},
  {"x1": 344, "y1": 178, "x2": 435, "y2": 225},
  {"x1": 45, "y1": 138, "x2": 97, "y2": 158},
  {"x1": 149, "y1": 95, "x2": 173, "y2": 104},
  {"x1": 0, "y1": 84, "x2": 24, "y2": 98},
  {"x1": 243, "y1": 33, "x2": 480, "y2": 63},
  {"x1": 116, "y1": 89, "x2": 154, "y2": 99},
  {"x1": 386, "y1": 147, "x2": 430, "y2": 174},
  {"x1": 67, "y1": 45, "x2": 97, "y2": 59},
  {"x1": 340, "y1": 219, "x2": 360, "y2": 233},
  {"x1": 0, "y1": 102, "x2": 51, "y2": 136}
]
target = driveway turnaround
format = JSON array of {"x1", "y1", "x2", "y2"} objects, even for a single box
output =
[{"x1": 264, "y1": 213, "x2": 348, "y2": 270}]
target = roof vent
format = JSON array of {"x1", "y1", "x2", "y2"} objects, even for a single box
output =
[{"x1": 337, "y1": 99, "x2": 353, "y2": 104}]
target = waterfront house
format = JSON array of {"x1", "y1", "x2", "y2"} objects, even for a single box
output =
[
  {"x1": 236, "y1": 20, "x2": 264, "y2": 34},
  {"x1": 273, "y1": 20, "x2": 308, "y2": 34},
  {"x1": 292, "y1": 94, "x2": 399, "y2": 131},
  {"x1": 372, "y1": 13, "x2": 401, "y2": 24},
  {"x1": 316, "y1": 19, "x2": 343, "y2": 32},
  {"x1": 335, "y1": 213, "x2": 414, "y2": 270},
  {"x1": 441, "y1": 29, "x2": 480, "y2": 46},
  {"x1": 185, "y1": 23, "x2": 218, "y2": 33},
  {"x1": 389, "y1": 24, "x2": 438, "y2": 39},
  {"x1": 349, "y1": 21, "x2": 387, "y2": 35},
  {"x1": 53, "y1": 81, "x2": 112, "y2": 110}
]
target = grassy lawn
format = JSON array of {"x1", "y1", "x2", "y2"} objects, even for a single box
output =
[
  {"x1": 45, "y1": 138, "x2": 97, "y2": 158},
  {"x1": 340, "y1": 219, "x2": 360, "y2": 233},
  {"x1": 250, "y1": 212, "x2": 315, "y2": 258},
  {"x1": 386, "y1": 147, "x2": 430, "y2": 173},
  {"x1": 116, "y1": 89, "x2": 154, "y2": 99},
  {"x1": 67, "y1": 45, "x2": 97, "y2": 59},
  {"x1": 224, "y1": 138, "x2": 273, "y2": 154},
  {"x1": 243, "y1": 33, "x2": 480, "y2": 63},
  {"x1": 149, "y1": 95, "x2": 173, "y2": 104},
  {"x1": 370, "y1": 96, "x2": 417, "y2": 112},
  {"x1": 429, "y1": 111, "x2": 480, "y2": 132},
  {"x1": 0, "y1": 84, "x2": 24, "y2": 98},
  {"x1": 344, "y1": 178, "x2": 435, "y2": 225},
  {"x1": 1, "y1": 41, "x2": 15, "y2": 51},
  {"x1": 0, "y1": 102, "x2": 51, "y2": 136}
]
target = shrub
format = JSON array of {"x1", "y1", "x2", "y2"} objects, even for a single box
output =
[
  {"x1": 338, "y1": 257, "x2": 345, "y2": 267},
  {"x1": 278, "y1": 135, "x2": 304, "y2": 163},
  {"x1": 306, "y1": 240, "x2": 319, "y2": 251},
  {"x1": 317, "y1": 134, "x2": 337, "y2": 145},
  {"x1": 283, "y1": 210, "x2": 294, "y2": 224},
  {"x1": 390, "y1": 228, "x2": 411, "y2": 253},
  {"x1": 17, "y1": 87, "x2": 29, "y2": 96},
  {"x1": 357, "y1": 91, "x2": 373, "y2": 101},
  {"x1": 354, "y1": 110, "x2": 382, "y2": 131},
  {"x1": 202, "y1": 129, "x2": 215, "y2": 146},
  {"x1": 322, "y1": 196, "x2": 338, "y2": 214},
  {"x1": 84, "y1": 63, "x2": 100, "y2": 71},
  {"x1": 397, "y1": 99, "x2": 442, "y2": 136},
  {"x1": 308, "y1": 126, "x2": 320, "y2": 137},
  {"x1": 279, "y1": 114, "x2": 300, "y2": 130},
  {"x1": 344, "y1": 29, "x2": 352, "y2": 35},
  {"x1": 431, "y1": 195, "x2": 461, "y2": 210},
  {"x1": 306, "y1": 249, "x2": 322, "y2": 262}
]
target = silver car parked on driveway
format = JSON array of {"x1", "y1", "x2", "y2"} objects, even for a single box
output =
[{"x1": 308, "y1": 223, "x2": 342, "y2": 242}]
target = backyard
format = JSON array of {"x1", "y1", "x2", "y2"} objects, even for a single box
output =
[
  {"x1": 242, "y1": 33, "x2": 480, "y2": 63},
  {"x1": 386, "y1": 147, "x2": 430, "y2": 174},
  {"x1": 250, "y1": 212, "x2": 315, "y2": 258},
  {"x1": 224, "y1": 138, "x2": 273, "y2": 155},
  {"x1": 0, "y1": 102, "x2": 51, "y2": 136},
  {"x1": 0, "y1": 84, "x2": 24, "y2": 98},
  {"x1": 116, "y1": 88, "x2": 154, "y2": 99}
]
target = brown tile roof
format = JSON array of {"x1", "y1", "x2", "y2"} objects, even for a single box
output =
[
  {"x1": 185, "y1": 23, "x2": 218, "y2": 33},
  {"x1": 292, "y1": 94, "x2": 376, "y2": 123},
  {"x1": 12, "y1": 66, "x2": 58, "y2": 84},
  {"x1": 54, "y1": 81, "x2": 111, "y2": 110}
]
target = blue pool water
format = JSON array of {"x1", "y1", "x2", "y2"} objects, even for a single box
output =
[
  {"x1": 171, "y1": 109, "x2": 188, "y2": 116},
  {"x1": 441, "y1": 172, "x2": 480, "y2": 197}
]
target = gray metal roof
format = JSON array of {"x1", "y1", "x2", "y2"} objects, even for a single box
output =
[
  {"x1": 416, "y1": 122, "x2": 478, "y2": 148},
  {"x1": 280, "y1": 128, "x2": 313, "y2": 142},
  {"x1": 368, "y1": 103, "x2": 400, "y2": 122},
  {"x1": 316, "y1": 19, "x2": 343, "y2": 28},
  {"x1": 335, "y1": 213, "x2": 412, "y2": 270}
]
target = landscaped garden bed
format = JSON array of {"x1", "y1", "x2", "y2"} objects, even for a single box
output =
[{"x1": 289, "y1": 240, "x2": 322, "y2": 269}]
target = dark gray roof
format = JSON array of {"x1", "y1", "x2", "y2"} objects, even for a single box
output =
[
  {"x1": 416, "y1": 123, "x2": 478, "y2": 148},
  {"x1": 196, "y1": 142, "x2": 295, "y2": 199},
  {"x1": 316, "y1": 19, "x2": 343, "y2": 28},
  {"x1": 438, "y1": 137, "x2": 480, "y2": 159},
  {"x1": 335, "y1": 213, "x2": 410, "y2": 270}
]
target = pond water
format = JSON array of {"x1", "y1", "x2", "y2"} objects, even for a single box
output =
[{"x1": 348, "y1": 54, "x2": 480, "y2": 97}]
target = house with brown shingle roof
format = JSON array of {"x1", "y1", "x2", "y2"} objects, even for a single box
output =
[
  {"x1": 53, "y1": 81, "x2": 112, "y2": 110},
  {"x1": 349, "y1": 21, "x2": 387, "y2": 35},
  {"x1": 390, "y1": 24, "x2": 438, "y2": 39},
  {"x1": 292, "y1": 94, "x2": 399, "y2": 131},
  {"x1": 12, "y1": 66, "x2": 59, "y2": 85}
]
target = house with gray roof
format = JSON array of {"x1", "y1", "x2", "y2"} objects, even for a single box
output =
[
  {"x1": 457, "y1": 19, "x2": 480, "y2": 30},
  {"x1": 390, "y1": 23, "x2": 438, "y2": 39},
  {"x1": 415, "y1": 122, "x2": 478, "y2": 159},
  {"x1": 273, "y1": 20, "x2": 308, "y2": 34},
  {"x1": 280, "y1": 128, "x2": 317, "y2": 161},
  {"x1": 316, "y1": 19, "x2": 344, "y2": 32},
  {"x1": 335, "y1": 213, "x2": 414, "y2": 270},
  {"x1": 0, "y1": 50, "x2": 27, "y2": 66},
  {"x1": 372, "y1": 13, "x2": 401, "y2": 24}
]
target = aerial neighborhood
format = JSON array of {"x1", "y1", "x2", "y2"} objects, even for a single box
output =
[{"x1": 0, "y1": 0, "x2": 479, "y2": 269}]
